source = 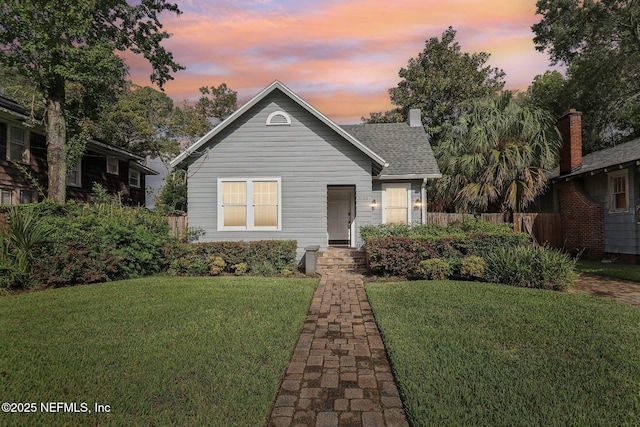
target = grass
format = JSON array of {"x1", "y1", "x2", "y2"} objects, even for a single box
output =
[
  {"x1": 366, "y1": 280, "x2": 640, "y2": 427},
  {"x1": 0, "y1": 276, "x2": 317, "y2": 427},
  {"x1": 577, "y1": 259, "x2": 640, "y2": 282}
]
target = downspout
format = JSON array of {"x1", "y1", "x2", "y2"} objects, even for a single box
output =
[{"x1": 421, "y1": 180, "x2": 427, "y2": 224}]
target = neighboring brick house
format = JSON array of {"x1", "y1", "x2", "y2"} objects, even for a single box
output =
[
  {"x1": 535, "y1": 109, "x2": 640, "y2": 261},
  {"x1": 0, "y1": 95, "x2": 157, "y2": 206}
]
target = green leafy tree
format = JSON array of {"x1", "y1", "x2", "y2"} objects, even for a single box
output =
[
  {"x1": 171, "y1": 83, "x2": 238, "y2": 144},
  {"x1": 0, "y1": 1, "x2": 183, "y2": 202},
  {"x1": 366, "y1": 27, "x2": 505, "y2": 135},
  {"x1": 155, "y1": 169, "x2": 187, "y2": 213},
  {"x1": 521, "y1": 70, "x2": 571, "y2": 119},
  {"x1": 532, "y1": 0, "x2": 640, "y2": 149},
  {"x1": 433, "y1": 92, "x2": 561, "y2": 212},
  {"x1": 98, "y1": 83, "x2": 179, "y2": 160}
]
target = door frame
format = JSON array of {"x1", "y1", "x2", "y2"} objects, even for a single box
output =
[{"x1": 327, "y1": 185, "x2": 356, "y2": 247}]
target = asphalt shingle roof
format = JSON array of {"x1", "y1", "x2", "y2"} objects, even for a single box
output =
[
  {"x1": 341, "y1": 123, "x2": 441, "y2": 178},
  {"x1": 551, "y1": 138, "x2": 640, "y2": 180}
]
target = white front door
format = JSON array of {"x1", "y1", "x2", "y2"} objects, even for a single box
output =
[{"x1": 327, "y1": 187, "x2": 354, "y2": 245}]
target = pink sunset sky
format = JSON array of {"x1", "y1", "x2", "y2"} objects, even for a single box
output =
[{"x1": 128, "y1": 0, "x2": 557, "y2": 124}]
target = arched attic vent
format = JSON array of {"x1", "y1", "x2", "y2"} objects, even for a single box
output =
[{"x1": 266, "y1": 111, "x2": 292, "y2": 126}]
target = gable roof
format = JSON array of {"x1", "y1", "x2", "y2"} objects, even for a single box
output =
[
  {"x1": 170, "y1": 80, "x2": 388, "y2": 169},
  {"x1": 551, "y1": 138, "x2": 640, "y2": 180},
  {"x1": 341, "y1": 123, "x2": 442, "y2": 179}
]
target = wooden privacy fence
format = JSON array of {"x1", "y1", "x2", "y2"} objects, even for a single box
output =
[
  {"x1": 513, "y1": 213, "x2": 563, "y2": 249},
  {"x1": 425, "y1": 212, "x2": 509, "y2": 226},
  {"x1": 168, "y1": 214, "x2": 188, "y2": 240}
]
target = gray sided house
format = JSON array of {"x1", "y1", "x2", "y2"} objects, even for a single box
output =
[
  {"x1": 535, "y1": 110, "x2": 640, "y2": 261},
  {"x1": 170, "y1": 81, "x2": 441, "y2": 258}
]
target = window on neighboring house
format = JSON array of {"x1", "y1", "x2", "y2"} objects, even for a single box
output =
[
  {"x1": 1, "y1": 189, "x2": 12, "y2": 205},
  {"x1": 383, "y1": 183, "x2": 410, "y2": 224},
  {"x1": 129, "y1": 169, "x2": 141, "y2": 188},
  {"x1": 7, "y1": 125, "x2": 28, "y2": 163},
  {"x1": 107, "y1": 156, "x2": 119, "y2": 175},
  {"x1": 218, "y1": 178, "x2": 281, "y2": 230},
  {"x1": 19, "y1": 190, "x2": 33, "y2": 204},
  {"x1": 608, "y1": 169, "x2": 628, "y2": 212},
  {"x1": 66, "y1": 159, "x2": 82, "y2": 187}
]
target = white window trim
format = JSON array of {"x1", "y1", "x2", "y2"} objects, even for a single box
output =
[
  {"x1": 129, "y1": 169, "x2": 141, "y2": 188},
  {"x1": 266, "y1": 111, "x2": 292, "y2": 126},
  {"x1": 107, "y1": 156, "x2": 119, "y2": 175},
  {"x1": 217, "y1": 177, "x2": 282, "y2": 231},
  {"x1": 382, "y1": 183, "x2": 411, "y2": 224},
  {"x1": 66, "y1": 159, "x2": 82, "y2": 188},
  {"x1": 608, "y1": 169, "x2": 629, "y2": 213}
]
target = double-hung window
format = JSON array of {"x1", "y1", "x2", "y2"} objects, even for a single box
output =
[
  {"x1": 7, "y1": 125, "x2": 28, "y2": 163},
  {"x1": 218, "y1": 178, "x2": 281, "y2": 230},
  {"x1": 382, "y1": 183, "x2": 411, "y2": 224},
  {"x1": 129, "y1": 169, "x2": 141, "y2": 188},
  {"x1": 107, "y1": 156, "x2": 119, "y2": 175},
  {"x1": 608, "y1": 170, "x2": 628, "y2": 212},
  {"x1": 66, "y1": 159, "x2": 82, "y2": 187}
]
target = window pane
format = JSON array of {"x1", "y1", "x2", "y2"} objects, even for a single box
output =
[
  {"x1": 254, "y1": 205, "x2": 277, "y2": 227},
  {"x1": 615, "y1": 192, "x2": 627, "y2": 209},
  {"x1": 19, "y1": 191, "x2": 32, "y2": 204},
  {"x1": 386, "y1": 187, "x2": 407, "y2": 207},
  {"x1": 8, "y1": 127, "x2": 25, "y2": 162},
  {"x1": 223, "y1": 182, "x2": 246, "y2": 204},
  {"x1": 224, "y1": 206, "x2": 246, "y2": 227},
  {"x1": 254, "y1": 181, "x2": 277, "y2": 204},
  {"x1": 1, "y1": 190, "x2": 12, "y2": 205},
  {"x1": 387, "y1": 208, "x2": 408, "y2": 224}
]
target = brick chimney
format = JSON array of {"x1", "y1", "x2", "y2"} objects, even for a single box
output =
[
  {"x1": 558, "y1": 109, "x2": 583, "y2": 175},
  {"x1": 408, "y1": 109, "x2": 421, "y2": 127}
]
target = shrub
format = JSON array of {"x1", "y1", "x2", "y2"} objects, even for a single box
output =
[
  {"x1": 418, "y1": 258, "x2": 450, "y2": 280},
  {"x1": 366, "y1": 237, "x2": 422, "y2": 277},
  {"x1": 163, "y1": 240, "x2": 297, "y2": 277},
  {"x1": 231, "y1": 263, "x2": 248, "y2": 276},
  {"x1": 460, "y1": 256, "x2": 486, "y2": 279},
  {"x1": 20, "y1": 198, "x2": 172, "y2": 286},
  {"x1": 251, "y1": 262, "x2": 277, "y2": 277},
  {"x1": 365, "y1": 230, "x2": 529, "y2": 278},
  {"x1": 484, "y1": 245, "x2": 577, "y2": 291},
  {"x1": 0, "y1": 206, "x2": 53, "y2": 289},
  {"x1": 207, "y1": 256, "x2": 226, "y2": 276}
]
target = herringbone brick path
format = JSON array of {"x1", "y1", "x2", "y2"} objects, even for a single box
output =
[{"x1": 267, "y1": 268, "x2": 409, "y2": 427}]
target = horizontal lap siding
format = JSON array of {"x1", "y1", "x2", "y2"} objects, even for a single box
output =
[
  {"x1": 604, "y1": 169, "x2": 639, "y2": 255},
  {"x1": 186, "y1": 91, "x2": 374, "y2": 258}
]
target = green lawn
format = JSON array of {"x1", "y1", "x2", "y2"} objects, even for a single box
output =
[
  {"x1": 577, "y1": 259, "x2": 640, "y2": 282},
  {"x1": 367, "y1": 280, "x2": 640, "y2": 427},
  {"x1": 0, "y1": 276, "x2": 317, "y2": 427}
]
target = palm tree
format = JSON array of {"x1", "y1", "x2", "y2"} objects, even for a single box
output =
[{"x1": 433, "y1": 92, "x2": 561, "y2": 212}]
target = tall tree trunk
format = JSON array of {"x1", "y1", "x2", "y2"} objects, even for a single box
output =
[{"x1": 46, "y1": 95, "x2": 66, "y2": 202}]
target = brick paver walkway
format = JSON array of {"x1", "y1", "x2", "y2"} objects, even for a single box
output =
[
  {"x1": 267, "y1": 270, "x2": 409, "y2": 427},
  {"x1": 570, "y1": 273, "x2": 640, "y2": 306}
]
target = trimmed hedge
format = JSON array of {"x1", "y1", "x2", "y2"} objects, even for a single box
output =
[
  {"x1": 164, "y1": 240, "x2": 297, "y2": 276},
  {"x1": 366, "y1": 232, "x2": 530, "y2": 278}
]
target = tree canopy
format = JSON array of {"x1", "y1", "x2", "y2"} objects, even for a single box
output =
[
  {"x1": 0, "y1": 0, "x2": 183, "y2": 201},
  {"x1": 366, "y1": 27, "x2": 505, "y2": 135},
  {"x1": 433, "y1": 93, "x2": 561, "y2": 213},
  {"x1": 532, "y1": 0, "x2": 640, "y2": 149}
]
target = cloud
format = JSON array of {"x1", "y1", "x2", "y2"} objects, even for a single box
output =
[{"x1": 127, "y1": 0, "x2": 554, "y2": 123}]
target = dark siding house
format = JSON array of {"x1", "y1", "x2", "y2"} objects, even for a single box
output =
[
  {"x1": 536, "y1": 109, "x2": 640, "y2": 261},
  {"x1": 0, "y1": 95, "x2": 157, "y2": 206}
]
